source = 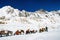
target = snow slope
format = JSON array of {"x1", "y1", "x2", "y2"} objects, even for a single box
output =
[
  {"x1": 0, "y1": 6, "x2": 60, "y2": 40},
  {"x1": 0, "y1": 29, "x2": 60, "y2": 40}
]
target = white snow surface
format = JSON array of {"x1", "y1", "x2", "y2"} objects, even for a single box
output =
[
  {"x1": 0, "y1": 6, "x2": 60, "y2": 40},
  {"x1": 0, "y1": 29, "x2": 60, "y2": 40}
]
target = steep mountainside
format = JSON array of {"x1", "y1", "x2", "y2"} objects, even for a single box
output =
[{"x1": 0, "y1": 6, "x2": 60, "y2": 32}]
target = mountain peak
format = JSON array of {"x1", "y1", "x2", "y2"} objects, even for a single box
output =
[
  {"x1": 0, "y1": 6, "x2": 14, "y2": 14},
  {"x1": 1, "y1": 6, "x2": 14, "y2": 9}
]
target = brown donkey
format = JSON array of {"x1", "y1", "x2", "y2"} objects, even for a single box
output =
[
  {"x1": 39, "y1": 27, "x2": 48, "y2": 32},
  {"x1": 14, "y1": 30, "x2": 24, "y2": 35}
]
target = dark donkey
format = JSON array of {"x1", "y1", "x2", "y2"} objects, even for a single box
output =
[
  {"x1": 30, "y1": 30, "x2": 37, "y2": 33},
  {"x1": 26, "y1": 29, "x2": 30, "y2": 34},
  {"x1": 26, "y1": 29, "x2": 37, "y2": 34}
]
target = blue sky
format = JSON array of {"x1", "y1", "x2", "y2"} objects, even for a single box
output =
[{"x1": 0, "y1": 0, "x2": 60, "y2": 12}]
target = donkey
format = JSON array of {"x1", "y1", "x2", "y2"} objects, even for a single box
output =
[
  {"x1": 39, "y1": 27, "x2": 48, "y2": 33},
  {"x1": 14, "y1": 30, "x2": 24, "y2": 35},
  {"x1": 6, "y1": 30, "x2": 13, "y2": 36},
  {"x1": 14, "y1": 30, "x2": 20, "y2": 35},
  {"x1": 30, "y1": 30, "x2": 37, "y2": 33},
  {"x1": 26, "y1": 29, "x2": 30, "y2": 34},
  {"x1": 20, "y1": 30, "x2": 24, "y2": 34},
  {"x1": 26, "y1": 29, "x2": 37, "y2": 34},
  {"x1": 39, "y1": 28, "x2": 46, "y2": 32},
  {"x1": 0, "y1": 30, "x2": 6, "y2": 37},
  {"x1": 0, "y1": 30, "x2": 13, "y2": 37}
]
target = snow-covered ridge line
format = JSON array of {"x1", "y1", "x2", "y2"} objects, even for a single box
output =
[{"x1": 0, "y1": 6, "x2": 60, "y2": 17}]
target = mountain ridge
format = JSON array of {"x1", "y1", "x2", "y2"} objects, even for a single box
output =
[{"x1": 0, "y1": 6, "x2": 60, "y2": 32}]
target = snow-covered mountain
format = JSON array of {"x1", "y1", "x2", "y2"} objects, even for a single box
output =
[
  {"x1": 0, "y1": 6, "x2": 60, "y2": 40},
  {"x1": 0, "y1": 6, "x2": 60, "y2": 31}
]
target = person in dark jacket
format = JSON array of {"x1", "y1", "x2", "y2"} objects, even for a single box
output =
[{"x1": 45, "y1": 27, "x2": 48, "y2": 32}]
